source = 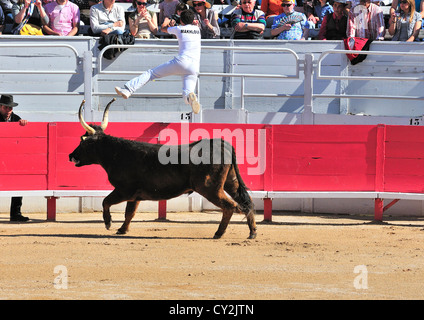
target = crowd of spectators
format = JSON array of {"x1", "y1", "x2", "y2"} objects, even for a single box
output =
[{"x1": 0, "y1": 0, "x2": 423, "y2": 40}]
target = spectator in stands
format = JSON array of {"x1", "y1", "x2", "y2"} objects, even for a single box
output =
[
  {"x1": 304, "y1": 0, "x2": 333, "y2": 38},
  {"x1": 0, "y1": 5, "x2": 4, "y2": 33},
  {"x1": 388, "y1": 0, "x2": 422, "y2": 41},
  {"x1": 90, "y1": 0, "x2": 125, "y2": 35},
  {"x1": 230, "y1": 0, "x2": 266, "y2": 39},
  {"x1": 71, "y1": 0, "x2": 99, "y2": 26},
  {"x1": 347, "y1": 0, "x2": 380, "y2": 10},
  {"x1": 391, "y1": 0, "x2": 424, "y2": 21},
  {"x1": 317, "y1": 0, "x2": 348, "y2": 40},
  {"x1": 271, "y1": 0, "x2": 309, "y2": 40},
  {"x1": 128, "y1": 0, "x2": 158, "y2": 38},
  {"x1": 1, "y1": 0, "x2": 18, "y2": 25},
  {"x1": 347, "y1": 0, "x2": 385, "y2": 40},
  {"x1": 188, "y1": 0, "x2": 220, "y2": 38},
  {"x1": 162, "y1": 2, "x2": 186, "y2": 28},
  {"x1": 260, "y1": 0, "x2": 286, "y2": 27},
  {"x1": 159, "y1": 0, "x2": 179, "y2": 26},
  {"x1": 12, "y1": 0, "x2": 49, "y2": 34},
  {"x1": 0, "y1": 95, "x2": 29, "y2": 222},
  {"x1": 43, "y1": 0, "x2": 80, "y2": 36}
]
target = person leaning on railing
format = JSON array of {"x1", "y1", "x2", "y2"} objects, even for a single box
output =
[
  {"x1": 12, "y1": 0, "x2": 49, "y2": 35},
  {"x1": 128, "y1": 0, "x2": 158, "y2": 39},
  {"x1": 43, "y1": 0, "x2": 80, "y2": 36},
  {"x1": 271, "y1": 0, "x2": 309, "y2": 40},
  {"x1": 230, "y1": 0, "x2": 266, "y2": 39},
  {"x1": 0, "y1": 95, "x2": 29, "y2": 222},
  {"x1": 317, "y1": 0, "x2": 348, "y2": 40},
  {"x1": 188, "y1": 0, "x2": 220, "y2": 38},
  {"x1": 388, "y1": 0, "x2": 422, "y2": 41},
  {"x1": 89, "y1": 0, "x2": 125, "y2": 35},
  {"x1": 347, "y1": 0, "x2": 385, "y2": 41}
]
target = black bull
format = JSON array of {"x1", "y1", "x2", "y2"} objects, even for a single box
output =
[{"x1": 69, "y1": 99, "x2": 257, "y2": 239}]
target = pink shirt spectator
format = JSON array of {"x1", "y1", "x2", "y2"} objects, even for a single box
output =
[{"x1": 44, "y1": 0, "x2": 80, "y2": 36}]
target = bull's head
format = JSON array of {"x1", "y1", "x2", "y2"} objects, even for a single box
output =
[{"x1": 69, "y1": 99, "x2": 115, "y2": 167}]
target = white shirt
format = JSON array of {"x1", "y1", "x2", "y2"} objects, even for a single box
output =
[
  {"x1": 167, "y1": 25, "x2": 201, "y2": 62},
  {"x1": 90, "y1": 2, "x2": 125, "y2": 34}
]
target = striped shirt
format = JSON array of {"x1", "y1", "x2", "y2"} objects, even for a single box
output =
[
  {"x1": 347, "y1": 3, "x2": 385, "y2": 41},
  {"x1": 231, "y1": 8, "x2": 266, "y2": 26}
]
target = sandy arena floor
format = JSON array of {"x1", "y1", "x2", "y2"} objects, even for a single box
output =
[{"x1": 1, "y1": 211, "x2": 424, "y2": 300}]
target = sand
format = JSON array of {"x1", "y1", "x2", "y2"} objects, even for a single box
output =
[{"x1": 1, "y1": 211, "x2": 424, "y2": 300}]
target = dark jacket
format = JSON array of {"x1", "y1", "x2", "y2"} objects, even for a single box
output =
[
  {"x1": 0, "y1": 112, "x2": 21, "y2": 122},
  {"x1": 325, "y1": 12, "x2": 347, "y2": 40}
]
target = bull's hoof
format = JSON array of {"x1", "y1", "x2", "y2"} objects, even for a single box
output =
[
  {"x1": 213, "y1": 233, "x2": 222, "y2": 239},
  {"x1": 105, "y1": 222, "x2": 111, "y2": 230},
  {"x1": 248, "y1": 233, "x2": 257, "y2": 240},
  {"x1": 116, "y1": 229, "x2": 127, "y2": 235}
]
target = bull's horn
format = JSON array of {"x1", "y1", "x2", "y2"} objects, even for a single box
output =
[
  {"x1": 100, "y1": 98, "x2": 116, "y2": 131},
  {"x1": 78, "y1": 100, "x2": 96, "y2": 135}
]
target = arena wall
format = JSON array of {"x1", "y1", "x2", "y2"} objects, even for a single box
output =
[{"x1": 1, "y1": 37, "x2": 423, "y2": 216}]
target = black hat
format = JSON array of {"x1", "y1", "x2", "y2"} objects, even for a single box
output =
[{"x1": 0, "y1": 95, "x2": 19, "y2": 108}]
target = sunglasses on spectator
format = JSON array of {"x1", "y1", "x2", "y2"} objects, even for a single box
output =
[
  {"x1": 399, "y1": 0, "x2": 408, "y2": 3},
  {"x1": 281, "y1": 3, "x2": 293, "y2": 7},
  {"x1": 242, "y1": 1, "x2": 253, "y2": 4},
  {"x1": 136, "y1": 1, "x2": 147, "y2": 5},
  {"x1": 193, "y1": 2, "x2": 205, "y2": 6}
]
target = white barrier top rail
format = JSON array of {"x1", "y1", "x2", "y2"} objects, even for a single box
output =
[
  {"x1": 97, "y1": 44, "x2": 300, "y2": 79},
  {"x1": 317, "y1": 49, "x2": 424, "y2": 81}
]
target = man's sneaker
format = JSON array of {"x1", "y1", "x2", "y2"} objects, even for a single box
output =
[
  {"x1": 115, "y1": 87, "x2": 131, "y2": 99},
  {"x1": 188, "y1": 92, "x2": 201, "y2": 114}
]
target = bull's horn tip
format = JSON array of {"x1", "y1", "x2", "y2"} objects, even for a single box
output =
[
  {"x1": 82, "y1": 99, "x2": 86, "y2": 103},
  {"x1": 112, "y1": 98, "x2": 116, "y2": 101}
]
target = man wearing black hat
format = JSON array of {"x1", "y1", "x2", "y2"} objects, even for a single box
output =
[{"x1": 0, "y1": 94, "x2": 29, "y2": 222}]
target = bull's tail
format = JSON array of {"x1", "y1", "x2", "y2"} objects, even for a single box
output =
[
  {"x1": 230, "y1": 146, "x2": 257, "y2": 239},
  {"x1": 231, "y1": 147, "x2": 255, "y2": 215}
]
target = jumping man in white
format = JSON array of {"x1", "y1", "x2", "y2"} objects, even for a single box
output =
[{"x1": 115, "y1": 10, "x2": 201, "y2": 114}]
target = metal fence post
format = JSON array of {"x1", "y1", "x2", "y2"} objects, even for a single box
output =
[
  {"x1": 303, "y1": 53, "x2": 314, "y2": 124},
  {"x1": 83, "y1": 50, "x2": 93, "y2": 121}
]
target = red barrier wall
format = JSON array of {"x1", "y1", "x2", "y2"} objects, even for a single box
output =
[
  {"x1": 1, "y1": 123, "x2": 423, "y2": 195},
  {"x1": 270, "y1": 125, "x2": 378, "y2": 192},
  {"x1": 0, "y1": 123, "x2": 48, "y2": 190}
]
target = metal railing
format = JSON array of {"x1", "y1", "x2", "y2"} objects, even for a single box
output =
[
  {"x1": 2, "y1": 41, "x2": 424, "y2": 122},
  {"x1": 96, "y1": 44, "x2": 301, "y2": 110},
  {"x1": 0, "y1": 43, "x2": 82, "y2": 96},
  {"x1": 315, "y1": 50, "x2": 424, "y2": 103},
  {"x1": 317, "y1": 49, "x2": 424, "y2": 82}
]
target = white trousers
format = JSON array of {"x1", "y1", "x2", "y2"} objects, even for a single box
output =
[{"x1": 125, "y1": 56, "x2": 199, "y2": 104}]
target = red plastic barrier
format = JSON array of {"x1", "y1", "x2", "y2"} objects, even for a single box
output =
[
  {"x1": 269, "y1": 125, "x2": 379, "y2": 191},
  {"x1": 384, "y1": 126, "x2": 424, "y2": 193},
  {"x1": 52, "y1": 122, "x2": 268, "y2": 191},
  {"x1": 0, "y1": 123, "x2": 48, "y2": 191},
  {"x1": 2, "y1": 122, "x2": 424, "y2": 212}
]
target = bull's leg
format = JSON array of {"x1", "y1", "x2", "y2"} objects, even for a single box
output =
[
  {"x1": 102, "y1": 190, "x2": 126, "y2": 230},
  {"x1": 214, "y1": 207, "x2": 234, "y2": 239},
  {"x1": 224, "y1": 171, "x2": 257, "y2": 239},
  {"x1": 117, "y1": 200, "x2": 140, "y2": 235},
  {"x1": 245, "y1": 211, "x2": 257, "y2": 239},
  {"x1": 200, "y1": 190, "x2": 237, "y2": 239}
]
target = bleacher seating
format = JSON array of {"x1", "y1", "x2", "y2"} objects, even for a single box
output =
[{"x1": 3, "y1": 3, "x2": 422, "y2": 40}]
